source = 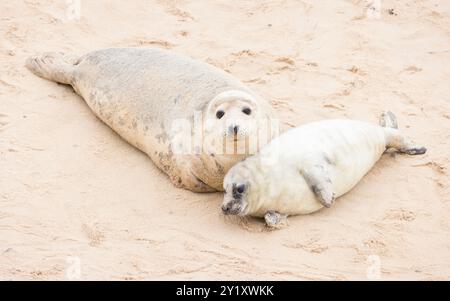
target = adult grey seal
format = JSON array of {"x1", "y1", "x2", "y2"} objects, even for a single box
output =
[
  {"x1": 221, "y1": 112, "x2": 426, "y2": 228},
  {"x1": 26, "y1": 48, "x2": 276, "y2": 192}
]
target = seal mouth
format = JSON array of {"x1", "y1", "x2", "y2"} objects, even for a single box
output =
[
  {"x1": 237, "y1": 203, "x2": 248, "y2": 216},
  {"x1": 221, "y1": 201, "x2": 247, "y2": 216}
]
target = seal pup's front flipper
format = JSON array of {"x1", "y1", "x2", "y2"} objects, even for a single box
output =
[
  {"x1": 301, "y1": 162, "x2": 336, "y2": 208},
  {"x1": 264, "y1": 211, "x2": 288, "y2": 229}
]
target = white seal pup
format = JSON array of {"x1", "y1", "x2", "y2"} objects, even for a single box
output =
[
  {"x1": 221, "y1": 112, "x2": 426, "y2": 228},
  {"x1": 26, "y1": 48, "x2": 276, "y2": 192}
]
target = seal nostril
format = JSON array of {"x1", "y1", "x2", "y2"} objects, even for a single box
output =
[
  {"x1": 233, "y1": 125, "x2": 239, "y2": 135},
  {"x1": 222, "y1": 204, "x2": 231, "y2": 213}
]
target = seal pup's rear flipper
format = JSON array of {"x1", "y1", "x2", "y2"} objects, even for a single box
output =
[
  {"x1": 379, "y1": 111, "x2": 398, "y2": 129},
  {"x1": 380, "y1": 111, "x2": 427, "y2": 155}
]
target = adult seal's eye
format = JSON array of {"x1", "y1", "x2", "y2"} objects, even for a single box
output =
[
  {"x1": 216, "y1": 110, "x2": 225, "y2": 119},
  {"x1": 242, "y1": 108, "x2": 251, "y2": 115}
]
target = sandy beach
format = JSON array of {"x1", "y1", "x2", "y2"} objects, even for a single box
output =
[{"x1": 1, "y1": 0, "x2": 449, "y2": 280}]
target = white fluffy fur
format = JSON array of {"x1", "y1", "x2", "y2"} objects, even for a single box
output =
[{"x1": 223, "y1": 119, "x2": 393, "y2": 217}]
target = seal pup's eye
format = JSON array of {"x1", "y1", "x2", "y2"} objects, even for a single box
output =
[
  {"x1": 216, "y1": 110, "x2": 225, "y2": 119},
  {"x1": 236, "y1": 185, "x2": 245, "y2": 194},
  {"x1": 242, "y1": 108, "x2": 251, "y2": 115}
]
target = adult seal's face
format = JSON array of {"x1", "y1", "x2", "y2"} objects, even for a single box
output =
[{"x1": 203, "y1": 90, "x2": 266, "y2": 156}]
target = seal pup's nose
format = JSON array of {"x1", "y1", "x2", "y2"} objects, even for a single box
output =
[{"x1": 221, "y1": 203, "x2": 233, "y2": 214}]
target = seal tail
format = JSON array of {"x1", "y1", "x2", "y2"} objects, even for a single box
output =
[
  {"x1": 379, "y1": 111, "x2": 398, "y2": 129},
  {"x1": 25, "y1": 52, "x2": 79, "y2": 85},
  {"x1": 380, "y1": 111, "x2": 427, "y2": 155}
]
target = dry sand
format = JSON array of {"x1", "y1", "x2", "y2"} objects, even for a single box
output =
[{"x1": 1, "y1": 0, "x2": 450, "y2": 280}]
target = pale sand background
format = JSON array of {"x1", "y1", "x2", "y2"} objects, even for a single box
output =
[{"x1": 1, "y1": 0, "x2": 449, "y2": 280}]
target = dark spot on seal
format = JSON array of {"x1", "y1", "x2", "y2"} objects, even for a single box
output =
[
  {"x1": 155, "y1": 133, "x2": 168, "y2": 143},
  {"x1": 215, "y1": 161, "x2": 224, "y2": 174},
  {"x1": 193, "y1": 175, "x2": 209, "y2": 189},
  {"x1": 311, "y1": 185, "x2": 319, "y2": 195},
  {"x1": 174, "y1": 95, "x2": 181, "y2": 104},
  {"x1": 178, "y1": 177, "x2": 182, "y2": 184},
  {"x1": 314, "y1": 164, "x2": 325, "y2": 171},
  {"x1": 323, "y1": 153, "x2": 337, "y2": 166}
]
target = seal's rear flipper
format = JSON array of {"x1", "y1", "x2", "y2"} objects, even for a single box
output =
[
  {"x1": 399, "y1": 145, "x2": 427, "y2": 155},
  {"x1": 385, "y1": 130, "x2": 427, "y2": 155},
  {"x1": 379, "y1": 111, "x2": 398, "y2": 129},
  {"x1": 26, "y1": 52, "x2": 79, "y2": 85},
  {"x1": 381, "y1": 111, "x2": 427, "y2": 155}
]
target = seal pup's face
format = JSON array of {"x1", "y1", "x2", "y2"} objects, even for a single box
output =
[
  {"x1": 204, "y1": 90, "x2": 263, "y2": 155},
  {"x1": 221, "y1": 162, "x2": 255, "y2": 216}
]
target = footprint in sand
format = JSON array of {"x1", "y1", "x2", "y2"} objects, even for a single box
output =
[
  {"x1": 383, "y1": 208, "x2": 416, "y2": 222},
  {"x1": 283, "y1": 240, "x2": 329, "y2": 254},
  {"x1": 347, "y1": 66, "x2": 367, "y2": 76},
  {"x1": 274, "y1": 57, "x2": 297, "y2": 72},
  {"x1": 81, "y1": 223, "x2": 105, "y2": 247},
  {"x1": 275, "y1": 57, "x2": 295, "y2": 66},
  {"x1": 157, "y1": 0, "x2": 194, "y2": 21},
  {"x1": 137, "y1": 38, "x2": 175, "y2": 49},
  {"x1": 231, "y1": 49, "x2": 257, "y2": 57},
  {"x1": 364, "y1": 237, "x2": 388, "y2": 255},
  {"x1": 404, "y1": 65, "x2": 422, "y2": 74},
  {"x1": 0, "y1": 113, "x2": 10, "y2": 131}
]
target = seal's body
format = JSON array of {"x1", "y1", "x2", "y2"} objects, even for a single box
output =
[
  {"x1": 221, "y1": 112, "x2": 426, "y2": 227},
  {"x1": 26, "y1": 48, "x2": 275, "y2": 192}
]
